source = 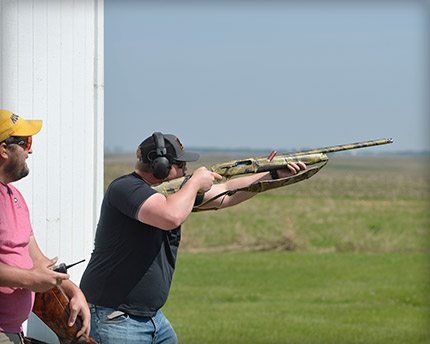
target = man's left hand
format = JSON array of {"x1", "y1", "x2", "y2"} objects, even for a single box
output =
[
  {"x1": 65, "y1": 285, "x2": 91, "y2": 337},
  {"x1": 278, "y1": 162, "x2": 307, "y2": 178}
]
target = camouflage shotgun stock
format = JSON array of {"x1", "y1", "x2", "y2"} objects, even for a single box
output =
[{"x1": 153, "y1": 138, "x2": 393, "y2": 210}]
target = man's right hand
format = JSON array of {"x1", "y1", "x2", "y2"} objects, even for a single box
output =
[
  {"x1": 191, "y1": 167, "x2": 222, "y2": 193},
  {"x1": 26, "y1": 260, "x2": 70, "y2": 292}
]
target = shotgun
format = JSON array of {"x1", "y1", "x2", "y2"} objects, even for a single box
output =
[{"x1": 153, "y1": 138, "x2": 393, "y2": 209}]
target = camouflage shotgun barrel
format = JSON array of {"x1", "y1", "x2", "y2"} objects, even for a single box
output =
[
  {"x1": 284, "y1": 137, "x2": 394, "y2": 156},
  {"x1": 153, "y1": 138, "x2": 393, "y2": 196}
]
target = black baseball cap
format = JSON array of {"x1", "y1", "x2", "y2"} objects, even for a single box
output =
[{"x1": 138, "y1": 133, "x2": 200, "y2": 163}]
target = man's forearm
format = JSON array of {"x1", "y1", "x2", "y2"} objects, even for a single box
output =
[
  {"x1": 0, "y1": 261, "x2": 33, "y2": 288},
  {"x1": 203, "y1": 172, "x2": 272, "y2": 209}
]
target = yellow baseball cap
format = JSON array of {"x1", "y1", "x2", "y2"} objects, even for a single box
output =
[{"x1": 0, "y1": 110, "x2": 42, "y2": 142}]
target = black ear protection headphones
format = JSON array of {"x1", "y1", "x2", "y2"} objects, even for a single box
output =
[{"x1": 150, "y1": 132, "x2": 172, "y2": 179}]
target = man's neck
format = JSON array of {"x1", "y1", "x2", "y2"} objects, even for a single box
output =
[{"x1": 0, "y1": 170, "x2": 11, "y2": 185}]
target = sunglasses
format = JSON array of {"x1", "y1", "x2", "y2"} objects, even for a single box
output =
[
  {"x1": 173, "y1": 160, "x2": 186, "y2": 168},
  {"x1": 4, "y1": 136, "x2": 32, "y2": 151}
]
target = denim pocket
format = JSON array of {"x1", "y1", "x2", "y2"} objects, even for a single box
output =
[{"x1": 96, "y1": 307, "x2": 129, "y2": 324}]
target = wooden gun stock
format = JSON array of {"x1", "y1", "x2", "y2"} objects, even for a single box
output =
[{"x1": 31, "y1": 286, "x2": 98, "y2": 344}]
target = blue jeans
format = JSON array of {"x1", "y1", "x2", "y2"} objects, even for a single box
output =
[{"x1": 88, "y1": 305, "x2": 178, "y2": 344}]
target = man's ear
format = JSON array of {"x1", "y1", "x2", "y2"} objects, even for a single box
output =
[{"x1": 0, "y1": 143, "x2": 7, "y2": 158}]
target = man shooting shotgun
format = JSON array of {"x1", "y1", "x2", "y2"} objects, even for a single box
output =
[{"x1": 80, "y1": 132, "x2": 308, "y2": 344}]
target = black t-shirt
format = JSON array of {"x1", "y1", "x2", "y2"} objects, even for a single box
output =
[{"x1": 80, "y1": 172, "x2": 181, "y2": 317}]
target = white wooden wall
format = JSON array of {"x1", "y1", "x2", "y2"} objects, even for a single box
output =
[{"x1": 0, "y1": 0, "x2": 104, "y2": 341}]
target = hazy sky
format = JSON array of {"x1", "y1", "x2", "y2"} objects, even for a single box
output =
[{"x1": 104, "y1": 0, "x2": 429, "y2": 154}]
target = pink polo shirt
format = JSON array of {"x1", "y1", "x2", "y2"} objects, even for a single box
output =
[{"x1": 0, "y1": 182, "x2": 35, "y2": 333}]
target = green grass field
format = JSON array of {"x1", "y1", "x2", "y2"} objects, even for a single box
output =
[
  {"x1": 166, "y1": 252, "x2": 429, "y2": 344},
  {"x1": 104, "y1": 153, "x2": 430, "y2": 343}
]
